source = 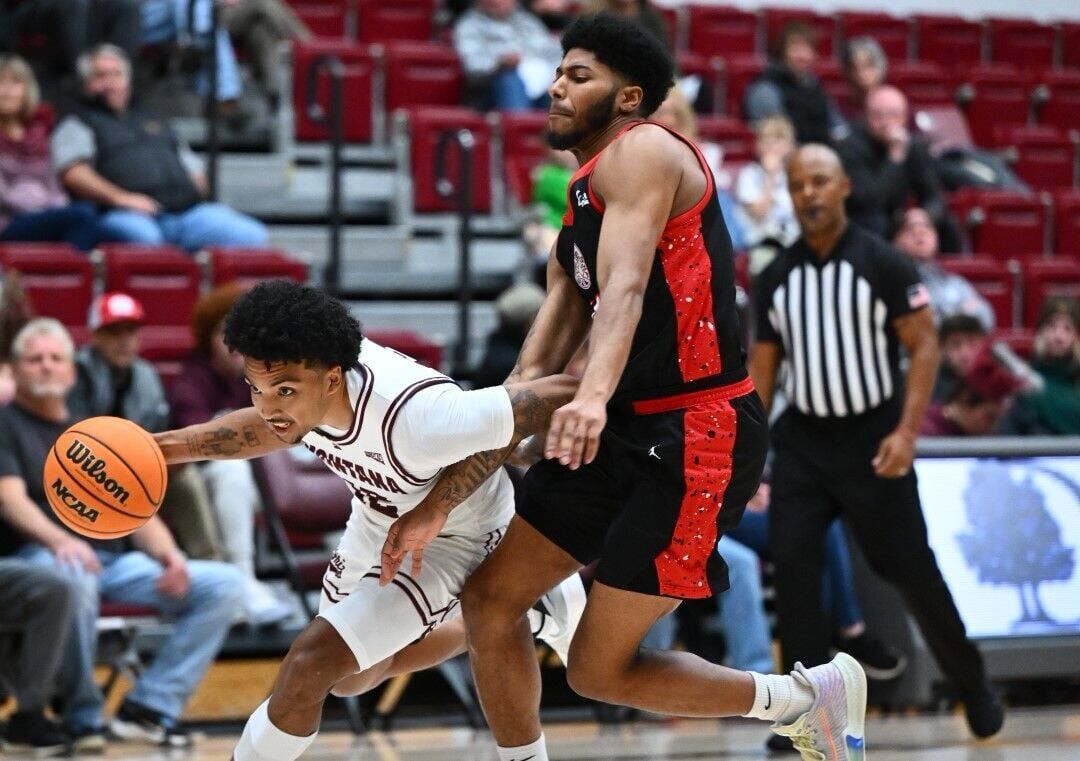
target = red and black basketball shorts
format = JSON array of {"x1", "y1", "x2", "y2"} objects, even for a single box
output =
[{"x1": 518, "y1": 376, "x2": 769, "y2": 599}]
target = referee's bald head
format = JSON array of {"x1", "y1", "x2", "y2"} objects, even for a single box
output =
[{"x1": 787, "y1": 144, "x2": 851, "y2": 237}]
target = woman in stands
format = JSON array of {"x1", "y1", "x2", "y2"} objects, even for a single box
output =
[{"x1": 0, "y1": 56, "x2": 100, "y2": 250}]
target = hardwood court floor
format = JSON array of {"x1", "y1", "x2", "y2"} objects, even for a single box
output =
[{"x1": 83, "y1": 705, "x2": 1080, "y2": 760}]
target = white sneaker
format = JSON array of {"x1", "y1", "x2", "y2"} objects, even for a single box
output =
[
  {"x1": 533, "y1": 573, "x2": 587, "y2": 664},
  {"x1": 771, "y1": 652, "x2": 867, "y2": 760},
  {"x1": 244, "y1": 578, "x2": 293, "y2": 626}
]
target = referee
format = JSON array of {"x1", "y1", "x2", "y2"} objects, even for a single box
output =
[{"x1": 748, "y1": 145, "x2": 1003, "y2": 739}]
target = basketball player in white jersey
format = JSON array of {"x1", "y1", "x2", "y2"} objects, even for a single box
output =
[{"x1": 153, "y1": 281, "x2": 586, "y2": 760}]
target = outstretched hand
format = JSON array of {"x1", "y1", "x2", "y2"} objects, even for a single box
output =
[
  {"x1": 544, "y1": 397, "x2": 606, "y2": 470},
  {"x1": 379, "y1": 504, "x2": 448, "y2": 585}
]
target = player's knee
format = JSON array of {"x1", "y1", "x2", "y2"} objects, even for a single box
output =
[
  {"x1": 565, "y1": 653, "x2": 619, "y2": 702},
  {"x1": 460, "y1": 574, "x2": 501, "y2": 631},
  {"x1": 277, "y1": 628, "x2": 354, "y2": 705}
]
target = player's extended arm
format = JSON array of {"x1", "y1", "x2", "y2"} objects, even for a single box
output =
[
  {"x1": 153, "y1": 406, "x2": 289, "y2": 464},
  {"x1": 873, "y1": 307, "x2": 939, "y2": 478},
  {"x1": 377, "y1": 373, "x2": 578, "y2": 584},
  {"x1": 546, "y1": 128, "x2": 681, "y2": 470},
  {"x1": 747, "y1": 341, "x2": 783, "y2": 415}
]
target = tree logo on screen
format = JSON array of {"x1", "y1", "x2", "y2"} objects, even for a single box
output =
[{"x1": 957, "y1": 461, "x2": 1076, "y2": 631}]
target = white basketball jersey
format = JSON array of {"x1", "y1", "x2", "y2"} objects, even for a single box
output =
[{"x1": 301, "y1": 340, "x2": 515, "y2": 537}]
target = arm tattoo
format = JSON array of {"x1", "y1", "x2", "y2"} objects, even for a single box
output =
[
  {"x1": 432, "y1": 448, "x2": 513, "y2": 512},
  {"x1": 185, "y1": 425, "x2": 263, "y2": 458},
  {"x1": 508, "y1": 386, "x2": 556, "y2": 437}
]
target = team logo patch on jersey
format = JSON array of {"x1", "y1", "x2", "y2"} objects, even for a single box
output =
[
  {"x1": 365, "y1": 451, "x2": 384, "y2": 464},
  {"x1": 575, "y1": 188, "x2": 590, "y2": 208},
  {"x1": 907, "y1": 283, "x2": 931, "y2": 310},
  {"x1": 573, "y1": 244, "x2": 592, "y2": 290}
]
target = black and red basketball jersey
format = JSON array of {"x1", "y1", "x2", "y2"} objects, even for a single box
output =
[{"x1": 555, "y1": 121, "x2": 746, "y2": 403}]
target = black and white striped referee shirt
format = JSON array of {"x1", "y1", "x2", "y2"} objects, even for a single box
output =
[{"x1": 754, "y1": 226, "x2": 930, "y2": 418}]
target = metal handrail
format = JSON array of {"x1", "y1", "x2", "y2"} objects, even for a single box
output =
[
  {"x1": 435, "y1": 128, "x2": 477, "y2": 378},
  {"x1": 305, "y1": 55, "x2": 346, "y2": 296}
]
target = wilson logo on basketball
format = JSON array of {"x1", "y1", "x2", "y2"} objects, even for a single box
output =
[
  {"x1": 50, "y1": 478, "x2": 100, "y2": 523},
  {"x1": 64, "y1": 440, "x2": 131, "y2": 505}
]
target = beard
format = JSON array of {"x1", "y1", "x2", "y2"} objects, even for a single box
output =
[
  {"x1": 25, "y1": 381, "x2": 70, "y2": 399},
  {"x1": 546, "y1": 88, "x2": 619, "y2": 150}
]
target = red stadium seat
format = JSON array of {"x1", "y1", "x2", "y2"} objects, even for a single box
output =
[
  {"x1": 0, "y1": 243, "x2": 93, "y2": 330},
  {"x1": 912, "y1": 104, "x2": 975, "y2": 152},
  {"x1": 290, "y1": 0, "x2": 348, "y2": 39},
  {"x1": 139, "y1": 327, "x2": 196, "y2": 390},
  {"x1": 914, "y1": 15, "x2": 984, "y2": 69},
  {"x1": 722, "y1": 54, "x2": 767, "y2": 117},
  {"x1": 950, "y1": 189, "x2": 1048, "y2": 257},
  {"x1": 988, "y1": 19, "x2": 1056, "y2": 71},
  {"x1": 357, "y1": 0, "x2": 434, "y2": 43},
  {"x1": 1038, "y1": 70, "x2": 1080, "y2": 136},
  {"x1": 1022, "y1": 258, "x2": 1080, "y2": 326},
  {"x1": 696, "y1": 116, "x2": 755, "y2": 163},
  {"x1": 838, "y1": 12, "x2": 910, "y2": 61},
  {"x1": 1053, "y1": 190, "x2": 1080, "y2": 256},
  {"x1": 208, "y1": 247, "x2": 309, "y2": 286},
  {"x1": 890, "y1": 61, "x2": 955, "y2": 109},
  {"x1": 1061, "y1": 23, "x2": 1080, "y2": 70},
  {"x1": 100, "y1": 245, "x2": 202, "y2": 328},
  {"x1": 656, "y1": 5, "x2": 681, "y2": 51},
  {"x1": 938, "y1": 256, "x2": 1016, "y2": 328},
  {"x1": 384, "y1": 41, "x2": 463, "y2": 112},
  {"x1": 366, "y1": 329, "x2": 442, "y2": 369},
  {"x1": 405, "y1": 107, "x2": 492, "y2": 214},
  {"x1": 956, "y1": 65, "x2": 1034, "y2": 146},
  {"x1": 687, "y1": 5, "x2": 759, "y2": 58},
  {"x1": 499, "y1": 111, "x2": 548, "y2": 206},
  {"x1": 992, "y1": 327, "x2": 1035, "y2": 358},
  {"x1": 292, "y1": 41, "x2": 377, "y2": 143},
  {"x1": 990, "y1": 125, "x2": 1076, "y2": 192},
  {"x1": 762, "y1": 8, "x2": 836, "y2": 58}
]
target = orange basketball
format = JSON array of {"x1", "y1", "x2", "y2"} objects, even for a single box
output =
[{"x1": 43, "y1": 416, "x2": 168, "y2": 540}]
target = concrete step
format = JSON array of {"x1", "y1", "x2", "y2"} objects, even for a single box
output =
[{"x1": 349, "y1": 300, "x2": 500, "y2": 371}]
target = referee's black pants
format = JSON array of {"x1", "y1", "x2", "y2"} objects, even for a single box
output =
[{"x1": 768, "y1": 406, "x2": 987, "y2": 697}]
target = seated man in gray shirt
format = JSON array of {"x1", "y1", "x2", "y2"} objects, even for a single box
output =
[{"x1": 51, "y1": 44, "x2": 267, "y2": 252}]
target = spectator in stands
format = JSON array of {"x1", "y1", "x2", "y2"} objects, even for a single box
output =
[
  {"x1": 734, "y1": 116, "x2": 799, "y2": 249},
  {"x1": 999, "y1": 297, "x2": 1080, "y2": 436},
  {"x1": 652, "y1": 87, "x2": 746, "y2": 250},
  {"x1": 922, "y1": 353, "x2": 1019, "y2": 436},
  {"x1": 841, "y1": 37, "x2": 887, "y2": 120},
  {"x1": 68, "y1": 292, "x2": 169, "y2": 430},
  {"x1": 836, "y1": 85, "x2": 960, "y2": 251},
  {"x1": 51, "y1": 45, "x2": 268, "y2": 251},
  {"x1": 222, "y1": 0, "x2": 312, "y2": 107},
  {"x1": 586, "y1": 0, "x2": 672, "y2": 51},
  {"x1": 893, "y1": 207, "x2": 995, "y2": 329},
  {"x1": 0, "y1": 55, "x2": 99, "y2": 250},
  {"x1": 0, "y1": 317, "x2": 244, "y2": 749},
  {"x1": 525, "y1": 0, "x2": 574, "y2": 33},
  {"x1": 745, "y1": 22, "x2": 844, "y2": 145},
  {"x1": 139, "y1": 0, "x2": 245, "y2": 110},
  {"x1": 474, "y1": 281, "x2": 546, "y2": 388},
  {"x1": 453, "y1": 0, "x2": 563, "y2": 111},
  {"x1": 933, "y1": 314, "x2": 988, "y2": 403},
  {"x1": 0, "y1": 559, "x2": 75, "y2": 755},
  {"x1": 168, "y1": 283, "x2": 291, "y2": 625}
]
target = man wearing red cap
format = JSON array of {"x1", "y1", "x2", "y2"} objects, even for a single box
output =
[{"x1": 68, "y1": 292, "x2": 169, "y2": 432}]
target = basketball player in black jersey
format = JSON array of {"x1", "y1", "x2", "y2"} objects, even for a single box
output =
[{"x1": 381, "y1": 15, "x2": 867, "y2": 761}]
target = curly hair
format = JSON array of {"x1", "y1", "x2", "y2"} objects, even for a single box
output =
[
  {"x1": 191, "y1": 282, "x2": 249, "y2": 354},
  {"x1": 222, "y1": 280, "x2": 363, "y2": 369},
  {"x1": 561, "y1": 13, "x2": 675, "y2": 117}
]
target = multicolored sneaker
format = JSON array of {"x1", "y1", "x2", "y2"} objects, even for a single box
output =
[
  {"x1": 771, "y1": 653, "x2": 867, "y2": 760},
  {"x1": 533, "y1": 573, "x2": 587, "y2": 664}
]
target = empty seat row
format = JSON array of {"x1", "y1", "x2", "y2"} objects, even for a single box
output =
[
  {"x1": 939, "y1": 255, "x2": 1080, "y2": 328},
  {"x1": 949, "y1": 188, "x2": 1080, "y2": 257},
  {"x1": 285, "y1": 0, "x2": 436, "y2": 43},
  {"x1": 668, "y1": 8, "x2": 1079, "y2": 72}
]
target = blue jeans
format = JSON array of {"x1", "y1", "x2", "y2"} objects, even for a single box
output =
[
  {"x1": 16, "y1": 545, "x2": 244, "y2": 731},
  {"x1": 0, "y1": 202, "x2": 100, "y2": 250},
  {"x1": 488, "y1": 69, "x2": 550, "y2": 111},
  {"x1": 641, "y1": 538, "x2": 774, "y2": 673},
  {"x1": 729, "y1": 511, "x2": 863, "y2": 631},
  {"x1": 140, "y1": 0, "x2": 241, "y2": 100},
  {"x1": 97, "y1": 202, "x2": 268, "y2": 251}
]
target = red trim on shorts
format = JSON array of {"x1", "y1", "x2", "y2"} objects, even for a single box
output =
[
  {"x1": 654, "y1": 398, "x2": 739, "y2": 598},
  {"x1": 631, "y1": 376, "x2": 755, "y2": 415}
]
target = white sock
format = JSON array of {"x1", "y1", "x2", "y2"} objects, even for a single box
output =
[
  {"x1": 234, "y1": 700, "x2": 317, "y2": 761},
  {"x1": 743, "y1": 672, "x2": 814, "y2": 725},
  {"x1": 496, "y1": 733, "x2": 549, "y2": 761}
]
